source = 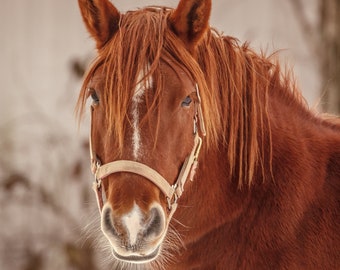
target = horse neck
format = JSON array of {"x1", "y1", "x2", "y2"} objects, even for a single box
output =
[
  {"x1": 176, "y1": 69, "x2": 340, "y2": 242},
  {"x1": 174, "y1": 32, "x2": 340, "y2": 244}
]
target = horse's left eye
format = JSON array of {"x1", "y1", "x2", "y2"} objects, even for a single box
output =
[{"x1": 181, "y1": 96, "x2": 192, "y2": 107}]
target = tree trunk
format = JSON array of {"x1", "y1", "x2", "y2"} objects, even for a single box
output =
[{"x1": 319, "y1": 0, "x2": 340, "y2": 114}]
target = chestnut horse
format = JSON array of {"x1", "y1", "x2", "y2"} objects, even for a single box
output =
[{"x1": 77, "y1": 0, "x2": 340, "y2": 269}]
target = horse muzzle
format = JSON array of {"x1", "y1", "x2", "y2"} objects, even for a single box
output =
[{"x1": 101, "y1": 202, "x2": 166, "y2": 263}]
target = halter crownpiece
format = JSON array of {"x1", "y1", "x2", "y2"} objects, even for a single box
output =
[
  {"x1": 195, "y1": 84, "x2": 206, "y2": 136},
  {"x1": 89, "y1": 84, "x2": 206, "y2": 219}
]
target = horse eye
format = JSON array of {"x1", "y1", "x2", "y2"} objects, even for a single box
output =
[
  {"x1": 181, "y1": 96, "x2": 192, "y2": 107},
  {"x1": 88, "y1": 88, "x2": 99, "y2": 105}
]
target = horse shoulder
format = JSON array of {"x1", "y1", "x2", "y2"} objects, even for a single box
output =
[{"x1": 293, "y1": 122, "x2": 340, "y2": 268}]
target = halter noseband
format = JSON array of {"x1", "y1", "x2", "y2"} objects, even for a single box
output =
[{"x1": 89, "y1": 84, "x2": 206, "y2": 219}]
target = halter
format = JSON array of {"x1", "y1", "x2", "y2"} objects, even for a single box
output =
[{"x1": 89, "y1": 84, "x2": 206, "y2": 219}]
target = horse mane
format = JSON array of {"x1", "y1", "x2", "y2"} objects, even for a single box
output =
[{"x1": 77, "y1": 7, "x2": 312, "y2": 187}]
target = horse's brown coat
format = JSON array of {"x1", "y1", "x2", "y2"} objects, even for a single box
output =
[{"x1": 77, "y1": 0, "x2": 340, "y2": 269}]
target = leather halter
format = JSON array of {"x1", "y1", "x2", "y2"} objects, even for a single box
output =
[{"x1": 89, "y1": 84, "x2": 206, "y2": 219}]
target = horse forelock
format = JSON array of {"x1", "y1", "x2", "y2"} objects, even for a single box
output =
[
  {"x1": 77, "y1": 6, "x2": 308, "y2": 187},
  {"x1": 77, "y1": 8, "x2": 213, "y2": 153}
]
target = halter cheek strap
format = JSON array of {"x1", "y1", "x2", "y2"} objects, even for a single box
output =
[{"x1": 90, "y1": 132, "x2": 202, "y2": 216}]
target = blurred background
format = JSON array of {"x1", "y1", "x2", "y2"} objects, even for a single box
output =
[{"x1": 0, "y1": 0, "x2": 339, "y2": 269}]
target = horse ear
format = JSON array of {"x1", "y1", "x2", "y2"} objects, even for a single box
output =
[
  {"x1": 169, "y1": 0, "x2": 211, "y2": 53},
  {"x1": 78, "y1": 0, "x2": 120, "y2": 49}
]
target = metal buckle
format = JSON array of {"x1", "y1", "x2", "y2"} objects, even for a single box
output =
[
  {"x1": 193, "y1": 136, "x2": 203, "y2": 161},
  {"x1": 95, "y1": 178, "x2": 102, "y2": 189},
  {"x1": 194, "y1": 112, "x2": 199, "y2": 135},
  {"x1": 167, "y1": 194, "x2": 178, "y2": 210},
  {"x1": 167, "y1": 184, "x2": 179, "y2": 210}
]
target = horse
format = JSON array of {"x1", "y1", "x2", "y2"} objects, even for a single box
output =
[{"x1": 76, "y1": 0, "x2": 340, "y2": 269}]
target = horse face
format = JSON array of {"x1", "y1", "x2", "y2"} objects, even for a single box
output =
[
  {"x1": 88, "y1": 61, "x2": 198, "y2": 263},
  {"x1": 79, "y1": 0, "x2": 211, "y2": 264}
]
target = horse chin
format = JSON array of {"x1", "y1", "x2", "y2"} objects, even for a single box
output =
[{"x1": 111, "y1": 245, "x2": 161, "y2": 264}]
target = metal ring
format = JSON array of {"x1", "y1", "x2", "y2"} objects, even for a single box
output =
[{"x1": 167, "y1": 193, "x2": 178, "y2": 210}]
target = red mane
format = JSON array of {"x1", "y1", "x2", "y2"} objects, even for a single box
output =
[{"x1": 77, "y1": 7, "x2": 338, "y2": 187}]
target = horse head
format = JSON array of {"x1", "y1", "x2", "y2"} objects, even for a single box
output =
[{"x1": 78, "y1": 0, "x2": 211, "y2": 264}]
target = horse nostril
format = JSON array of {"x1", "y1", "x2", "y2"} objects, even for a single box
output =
[
  {"x1": 102, "y1": 206, "x2": 119, "y2": 237},
  {"x1": 145, "y1": 207, "x2": 164, "y2": 238}
]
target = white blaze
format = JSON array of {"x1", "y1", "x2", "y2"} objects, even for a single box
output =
[
  {"x1": 131, "y1": 67, "x2": 151, "y2": 159},
  {"x1": 131, "y1": 87, "x2": 143, "y2": 159}
]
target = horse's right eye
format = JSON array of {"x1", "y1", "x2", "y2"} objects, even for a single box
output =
[{"x1": 88, "y1": 88, "x2": 99, "y2": 105}]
